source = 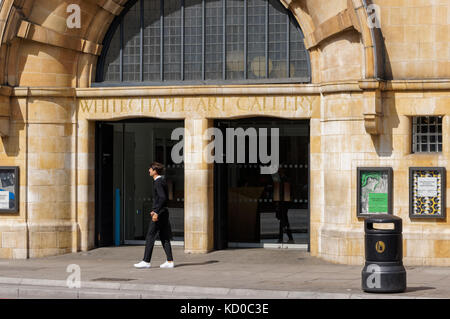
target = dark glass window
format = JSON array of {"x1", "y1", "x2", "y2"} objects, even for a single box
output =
[
  {"x1": 268, "y1": 0, "x2": 288, "y2": 78},
  {"x1": 247, "y1": 0, "x2": 266, "y2": 79},
  {"x1": 103, "y1": 26, "x2": 121, "y2": 82},
  {"x1": 123, "y1": 4, "x2": 141, "y2": 82},
  {"x1": 205, "y1": 0, "x2": 223, "y2": 80},
  {"x1": 143, "y1": 0, "x2": 161, "y2": 81},
  {"x1": 412, "y1": 116, "x2": 443, "y2": 153},
  {"x1": 164, "y1": 0, "x2": 182, "y2": 81},
  {"x1": 225, "y1": 0, "x2": 245, "y2": 80},
  {"x1": 184, "y1": 0, "x2": 203, "y2": 80},
  {"x1": 97, "y1": 0, "x2": 310, "y2": 85}
]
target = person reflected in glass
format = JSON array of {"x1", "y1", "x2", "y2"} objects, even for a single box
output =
[{"x1": 273, "y1": 167, "x2": 294, "y2": 243}]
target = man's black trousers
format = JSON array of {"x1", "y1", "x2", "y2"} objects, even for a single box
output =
[{"x1": 143, "y1": 212, "x2": 173, "y2": 263}]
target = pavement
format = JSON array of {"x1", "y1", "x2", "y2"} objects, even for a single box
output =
[{"x1": 0, "y1": 246, "x2": 449, "y2": 299}]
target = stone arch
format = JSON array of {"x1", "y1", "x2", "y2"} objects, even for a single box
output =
[
  {"x1": 0, "y1": 0, "x2": 386, "y2": 260},
  {"x1": 0, "y1": 0, "x2": 383, "y2": 88},
  {"x1": 282, "y1": 0, "x2": 383, "y2": 81}
]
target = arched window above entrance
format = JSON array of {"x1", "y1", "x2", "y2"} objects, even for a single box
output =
[{"x1": 95, "y1": 0, "x2": 310, "y2": 86}]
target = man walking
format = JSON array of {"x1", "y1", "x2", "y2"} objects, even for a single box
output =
[{"x1": 134, "y1": 162, "x2": 174, "y2": 269}]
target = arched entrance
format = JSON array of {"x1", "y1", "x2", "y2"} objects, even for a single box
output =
[
  {"x1": 93, "y1": 0, "x2": 313, "y2": 251},
  {"x1": 0, "y1": 0, "x2": 387, "y2": 263}
]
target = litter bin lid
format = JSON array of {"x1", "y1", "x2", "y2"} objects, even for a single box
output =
[
  {"x1": 364, "y1": 214, "x2": 401, "y2": 223},
  {"x1": 364, "y1": 214, "x2": 402, "y2": 233}
]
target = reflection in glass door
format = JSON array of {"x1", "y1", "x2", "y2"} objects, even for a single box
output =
[
  {"x1": 96, "y1": 120, "x2": 185, "y2": 246},
  {"x1": 215, "y1": 118, "x2": 310, "y2": 249}
]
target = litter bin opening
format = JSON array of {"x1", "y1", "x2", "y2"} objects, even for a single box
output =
[
  {"x1": 369, "y1": 223, "x2": 395, "y2": 230},
  {"x1": 364, "y1": 215, "x2": 402, "y2": 234}
]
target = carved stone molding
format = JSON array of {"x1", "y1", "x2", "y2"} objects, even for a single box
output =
[
  {"x1": 16, "y1": 20, "x2": 102, "y2": 56},
  {"x1": 304, "y1": 0, "x2": 361, "y2": 50},
  {"x1": 83, "y1": 0, "x2": 125, "y2": 16},
  {"x1": 1, "y1": 5, "x2": 24, "y2": 44},
  {"x1": 359, "y1": 80, "x2": 383, "y2": 135},
  {"x1": 0, "y1": 85, "x2": 12, "y2": 137}
]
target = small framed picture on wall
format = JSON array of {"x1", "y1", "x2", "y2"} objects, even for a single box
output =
[
  {"x1": 357, "y1": 167, "x2": 393, "y2": 217},
  {"x1": 409, "y1": 167, "x2": 446, "y2": 219},
  {"x1": 0, "y1": 167, "x2": 19, "y2": 213}
]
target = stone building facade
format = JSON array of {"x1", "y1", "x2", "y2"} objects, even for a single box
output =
[{"x1": 0, "y1": 0, "x2": 448, "y2": 266}]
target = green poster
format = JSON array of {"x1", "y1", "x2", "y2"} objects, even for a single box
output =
[{"x1": 368, "y1": 193, "x2": 388, "y2": 213}]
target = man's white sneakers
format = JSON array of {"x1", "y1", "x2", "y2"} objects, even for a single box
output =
[
  {"x1": 160, "y1": 261, "x2": 175, "y2": 268},
  {"x1": 134, "y1": 261, "x2": 174, "y2": 268},
  {"x1": 134, "y1": 261, "x2": 151, "y2": 269}
]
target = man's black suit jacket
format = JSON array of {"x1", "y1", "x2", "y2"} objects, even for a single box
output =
[{"x1": 152, "y1": 176, "x2": 169, "y2": 218}]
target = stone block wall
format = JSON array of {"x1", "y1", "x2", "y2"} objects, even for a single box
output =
[
  {"x1": 316, "y1": 89, "x2": 450, "y2": 265},
  {"x1": 0, "y1": 93, "x2": 27, "y2": 259},
  {"x1": 374, "y1": 0, "x2": 450, "y2": 79},
  {"x1": 0, "y1": 92, "x2": 78, "y2": 259}
]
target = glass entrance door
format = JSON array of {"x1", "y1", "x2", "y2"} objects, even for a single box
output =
[
  {"x1": 96, "y1": 120, "x2": 185, "y2": 246},
  {"x1": 214, "y1": 118, "x2": 310, "y2": 249}
]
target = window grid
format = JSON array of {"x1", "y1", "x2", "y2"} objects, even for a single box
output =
[
  {"x1": 98, "y1": 0, "x2": 310, "y2": 84},
  {"x1": 122, "y1": 4, "x2": 141, "y2": 82},
  {"x1": 163, "y1": 0, "x2": 182, "y2": 81},
  {"x1": 205, "y1": 0, "x2": 224, "y2": 80},
  {"x1": 412, "y1": 116, "x2": 443, "y2": 153},
  {"x1": 103, "y1": 28, "x2": 121, "y2": 82},
  {"x1": 226, "y1": 0, "x2": 245, "y2": 80},
  {"x1": 289, "y1": 16, "x2": 308, "y2": 79},
  {"x1": 143, "y1": 0, "x2": 161, "y2": 82},
  {"x1": 268, "y1": 0, "x2": 288, "y2": 79},
  {"x1": 184, "y1": 0, "x2": 203, "y2": 80},
  {"x1": 247, "y1": 0, "x2": 267, "y2": 79}
]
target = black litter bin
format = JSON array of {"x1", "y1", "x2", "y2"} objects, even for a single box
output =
[{"x1": 362, "y1": 214, "x2": 407, "y2": 293}]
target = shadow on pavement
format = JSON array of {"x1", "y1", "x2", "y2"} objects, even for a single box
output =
[
  {"x1": 175, "y1": 260, "x2": 219, "y2": 268},
  {"x1": 405, "y1": 286, "x2": 436, "y2": 293}
]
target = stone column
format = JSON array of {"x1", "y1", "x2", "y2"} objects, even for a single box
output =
[
  {"x1": 184, "y1": 118, "x2": 214, "y2": 253},
  {"x1": 77, "y1": 118, "x2": 96, "y2": 252},
  {"x1": 309, "y1": 117, "x2": 323, "y2": 257},
  {"x1": 25, "y1": 92, "x2": 77, "y2": 258}
]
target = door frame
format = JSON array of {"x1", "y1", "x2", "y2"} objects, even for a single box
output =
[
  {"x1": 95, "y1": 122, "x2": 116, "y2": 247},
  {"x1": 214, "y1": 118, "x2": 311, "y2": 251},
  {"x1": 95, "y1": 119, "x2": 186, "y2": 247}
]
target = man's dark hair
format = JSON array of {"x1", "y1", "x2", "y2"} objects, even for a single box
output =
[{"x1": 150, "y1": 162, "x2": 165, "y2": 175}]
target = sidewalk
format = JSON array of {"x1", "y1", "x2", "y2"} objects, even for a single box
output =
[{"x1": 0, "y1": 246, "x2": 449, "y2": 299}]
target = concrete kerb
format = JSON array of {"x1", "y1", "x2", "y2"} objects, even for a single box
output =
[
  {"x1": 227, "y1": 288, "x2": 289, "y2": 298},
  {"x1": 0, "y1": 276, "x2": 336, "y2": 298},
  {"x1": 0, "y1": 276, "x2": 232, "y2": 297},
  {"x1": 119, "y1": 283, "x2": 177, "y2": 293},
  {"x1": 172, "y1": 285, "x2": 230, "y2": 296},
  {"x1": 0, "y1": 276, "x2": 435, "y2": 299}
]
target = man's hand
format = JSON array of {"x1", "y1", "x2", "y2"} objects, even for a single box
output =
[{"x1": 151, "y1": 211, "x2": 159, "y2": 222}]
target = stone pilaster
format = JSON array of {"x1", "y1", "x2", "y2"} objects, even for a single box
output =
[
  {"x1": 184, "y1": 118, "x2": 214, "y2": 253},
  {"x1": 22, "y1": 90, "x2": 77, "y2": 258},
  {"x1": 77, "y1": 119, "x2": 96, "y2": 252}
]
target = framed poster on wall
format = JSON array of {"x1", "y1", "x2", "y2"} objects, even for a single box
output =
[
  {"x1": 357, "y1": 167, "x2": 393, "y2": 217},
  {"x1": 0, "y1": 167, "x2": 19, "y2": 213},
  {"x1": 409, "y1": 167, "x2": 446, "y2": 219}
]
